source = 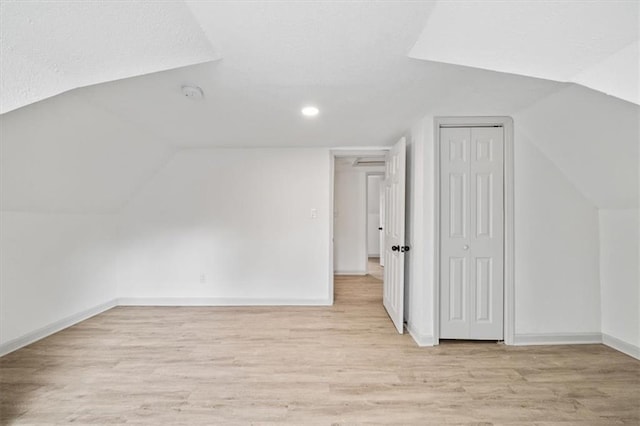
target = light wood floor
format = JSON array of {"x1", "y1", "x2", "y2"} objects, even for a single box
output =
[{"x1": 1, "y1": 276, "x2": 639, "y2": 425}]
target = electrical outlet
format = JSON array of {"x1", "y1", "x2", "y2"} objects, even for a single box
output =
[
  {"x1": 199, "y1": 274, "x2": 206, "y2": 283},
  {"x1": 310, "y1": 208, "x2": 318, "y2": 219}
]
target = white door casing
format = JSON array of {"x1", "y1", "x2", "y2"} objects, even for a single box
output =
[
  {"x1": 383, "y1": 137, "x2": 407, "y2": 334},
  {"x1": 440, "y1": 127, "x2": 504, "y2": 340},
  {"x1": 379, "y1": 182, "x2": 385, "y2": 267}
]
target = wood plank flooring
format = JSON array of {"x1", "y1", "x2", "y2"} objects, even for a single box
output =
[{"x1": 1, "y1": 275, "x2": 639, "y2": 424}]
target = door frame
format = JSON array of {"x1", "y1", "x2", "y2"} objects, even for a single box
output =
[
  {"x1": 329, "y1": 148, "x2": 390, "y2": 304},
  {"x1": 433, "y1": 116, "x2": 515, "y2": 345}
]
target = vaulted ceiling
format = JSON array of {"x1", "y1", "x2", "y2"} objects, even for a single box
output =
[
  {"x1": 409, "y1": 0, "x2": 639, "y2": 105},
  {"x1": 1, "y1": 0, "x2": 638, "y2": 213},
  {"x1": 0, "y1": 0, "x2": 218, "y2": 114}
]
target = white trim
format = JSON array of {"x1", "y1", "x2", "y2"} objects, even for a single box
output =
[
  {"x1": 433, "y1": 116, "x2": 515, "y2": 345},
  {"x1": 0, "y1": 299, "x2": 117, "y2": 357},
  {"x1": 361, "y1": 171, "x2": 369, "y2": 274},
  {"x1": 328, "y1": 152, "x2": 335, "y2": 305},
  {"x1": 3, "y1": 300, "x2": 638, "y2": 361},
  {"x1": 602, "y1": 333, "x2": 640, "y2": 360},
  {"x1": 117, "y1": 297, "x2": 332, "y2": 306},
  {"x1": 513, "y1": 332, "x2": 602, "y2": 346},
  {"x1": 407, "y1": 323, "x2": 435, "y2": 346},
  {"x1": 503, "y1": 117, "x2": 515, "y2": 346},
  {"x1": 334, "y1": 271, "x2": 368, "y2": 276}
]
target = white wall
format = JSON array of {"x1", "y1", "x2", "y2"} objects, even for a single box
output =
[
  {"x1": 116, "y1": 148, "x2": 331, "y2": 303},
  {"x1": 0, "y1": 212, "x2": 118, "y2": 347},
  {"x1": 334, "y1": 169, "x2": 367, "y2": 274},
  {"x1": 513, "y1": 133, "x2": 601, "y2": 336},
  {"x1": 366, "y1": 175, "x2": 383, "y2": 257},
  {"x1": 599, "y1": 209, "x2": 640, "y2": 355},
  {"x1": 513, "y1": 85, "x2": 639, "y2": 209},
  {"x1": 0, "y1": 90, "x2": 176, "y2": 214},
  {"x1": 1, "y1": 94, "x2": 125, "y2": 353},
  {"x1": 407, "y1": 114, "x2": 603, "y2": 344}
]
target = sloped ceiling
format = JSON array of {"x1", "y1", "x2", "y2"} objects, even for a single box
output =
[
  {"x1": 1, "y1": 0, "x2": 638, "y2": 213},
  {"x1": 514, "y1": 85, "x2": 639, "y2": 209},
  {"x1": 409, "y1": 0, "x2": 640, "y2": 105},
  {"x1": 0, "y1": 90, "x2": 175, "y2": 213},
  {"x1": 0, "y1": 0, "x2": 218, "y2": 113}
]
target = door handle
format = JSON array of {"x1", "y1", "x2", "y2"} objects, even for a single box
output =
[
  {"x1": 463, "y1": 245, "x2": 469, "y2": 250},
  {"x1": 378, "y1": 227, "x2": 383, "y2": 230},
  {"x1": 392, "y1": 245, "x2": 400, "y2": 251},
  {"x1": 401, "y1": 246, "x2": 410, "y2": 252}
]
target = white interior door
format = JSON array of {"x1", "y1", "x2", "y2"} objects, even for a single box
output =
[
  {"x1": 383, "y1": 137, "x2": 406, "y2": 334},
  {"x1": 440, "y1": 127, "x2": 504, "y2": 340}
]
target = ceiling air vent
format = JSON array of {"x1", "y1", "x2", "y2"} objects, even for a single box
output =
[{"x1": 352, "y1": 157, "x2": 386, "y2": 167}]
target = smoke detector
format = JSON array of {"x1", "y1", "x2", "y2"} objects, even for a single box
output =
[{"x1": 181, "y1": 85, "x2": 204, "y2": 100}]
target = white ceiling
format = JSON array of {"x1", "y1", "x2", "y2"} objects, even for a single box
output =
[
  {"x1": 1, "y1": 0, "x2": 638, "y2": 213},
  {"x1": 514, "y1": 85, "x2": 639, "y2": 209},
  {"x1": 76, "y1": 58, "x2": 565, "y2": 148},
  {"x1": 409, "y1": 0, "x2": 640, "y2": 105},
  {"x1": 0, "y1": 90, "x2": 175, "y2": 213},
  {"x1": 0, "y1": 0, "x2": 218, "y2": 113}
]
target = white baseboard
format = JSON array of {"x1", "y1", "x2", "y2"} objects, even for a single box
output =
[
  {"x1": 406, "y1": 323, "x2": 435, "y2": 346},
  {"x1": 513, "y1": 333, "x2": 639, "y2": 360},
  {"x1": 0, "y1": 297, "x2": 331, "y2": 357},
  {"x1": 4, "y1": 302, "x2": 637, "y2": 362},
  {"x1": 513, "y1": 332, "x2": 602, "y2": 346},
  {"x1": 334, "y1": 271, "x2": 367, "y2": 276},
  {"x1": 602, "y1": 333, "x2": 640, "y2": 360},
  {"x1": 0, "y1": 299, "x2": 117, "y2": 357},
  {"x1": 117, "y1": 297, "x2": 332, "y2": 306}
]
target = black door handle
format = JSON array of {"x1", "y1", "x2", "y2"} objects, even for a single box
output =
[
  {"x1": 378, "y1": 227, "x2": 383, "y2": 231},
  {"x1": 401, "y1": 246, "x2": 410, "y2": 252},
  {"x1": 392, "y1": 245, "x2": 400, "y2": 251}
]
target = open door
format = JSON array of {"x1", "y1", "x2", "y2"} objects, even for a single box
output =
[{"x1": 383, "y1": 137, "x2": 407, "y2": 334}]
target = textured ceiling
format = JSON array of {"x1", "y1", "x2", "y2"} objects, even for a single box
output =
[
  {"x1": 409, "y1": 0, "x2": 640, "y2": 105},
  {"x1": 74, "y1": 1, "x2": 566, "y2": 148},
  {"x1": 1, "y1": 0, "x2": 637, "y2": 213},
  {"x1": 0, "y1": 0, "x2": 218, "y2": 113}
]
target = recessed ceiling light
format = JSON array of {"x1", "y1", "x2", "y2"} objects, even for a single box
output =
[{"x1": 301, "y1": 106, "x2": 319, "y2": 117}]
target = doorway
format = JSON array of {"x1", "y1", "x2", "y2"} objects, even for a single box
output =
[
  {"x1": 434, "y1": 117, "x2": 515, "y2": 344},
  {"x1": 332, "y1": 154, "x2": 386, "y2": 277},
  {"x1": 330, "y1": 139, "x2": 408, "y2": 335},
  {"x1": 331, "y1": 152, "x2": 387, "y2": 323}
]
